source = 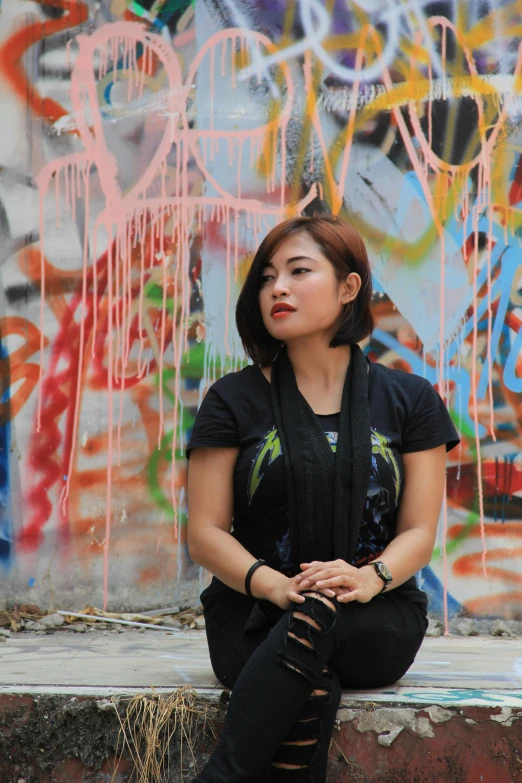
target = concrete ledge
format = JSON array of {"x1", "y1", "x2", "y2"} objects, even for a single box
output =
[
  {"x1": 0, "y1": 691, "x2": 220, "y2": 783},
  {"x1": 1, "y1": 691, "x2": 521, "y2": 782},
  {"x1": 2, "y1": 684, "x2": 522, "y2": 707},
  {"x1": 1, "y1": 632, "x2": 521, "y2": 781}
]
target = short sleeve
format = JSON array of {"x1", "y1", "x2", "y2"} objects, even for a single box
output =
[
  {"x1": 401, "y1": 381, "x2": 460, "y2": 454},
  {"x1": 185, "y1": 385, "x2": 240, "y2": 459}
]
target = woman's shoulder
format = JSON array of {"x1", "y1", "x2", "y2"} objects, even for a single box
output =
[
  {"x1": 206, "y1": 363, "x2": 267, "y2": 401},
  {"x1": 368, "y1": 360, "x2": 434, "y2": 404},
  {"x1": 370, "y1": 360, "x2": 460, "y2": 452}
]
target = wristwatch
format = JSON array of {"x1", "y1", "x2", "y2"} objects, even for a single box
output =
[{"x1": 370, "y1": 561, "x2": 392, "y2": 593}]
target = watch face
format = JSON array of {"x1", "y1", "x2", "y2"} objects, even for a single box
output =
[{"x1": 376, "y1": 562, "x2": 392, "y2": 581}]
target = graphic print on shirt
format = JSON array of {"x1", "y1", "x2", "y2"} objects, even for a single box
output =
[
  {"x1": 247, "y1": 427, "x2": 282, "y2": 503},
  {"x1": 249, "y1": 425, "x2": 401, "y2": 572},
  {"x1": 355, "y1": 431, "x2": 401, "y2": 564},
  {"x1": 275, "y1": 530, "x2": 292, "y2": 572},
  {"x1": 248, "y1": 427, "x2": 400, "y2": 505}
]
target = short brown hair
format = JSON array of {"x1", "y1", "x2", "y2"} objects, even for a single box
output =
[{"x1": 236, "y1": 215, "x2": 374, "y2": 366}]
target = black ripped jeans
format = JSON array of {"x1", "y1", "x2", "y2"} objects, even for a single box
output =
[{"x1": 192, "y1": 583, "x2": 428, "y2": 783}]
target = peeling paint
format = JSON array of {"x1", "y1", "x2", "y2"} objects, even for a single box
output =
[
  {"x1": 338, "y1": 707, "x2": 440, "y2": 745},
  {"x1": 378, "y1": 726, "x2": 403, "y2": 747},
  {"x1": 337, "y1": 703, "x2": 522, "y2": 747},
  {"x1": 490, "y1": 707, "x2": 522, "y2": 728},
  {"x1": 423, "y1": 705, "x2": 454, "y2": 723}
]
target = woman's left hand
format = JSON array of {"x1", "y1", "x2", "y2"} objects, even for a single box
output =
[{"x1": 296, "y1": 560, "x2": 384, "y2": 604}]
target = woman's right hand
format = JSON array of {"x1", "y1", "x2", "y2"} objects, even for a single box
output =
[{"x1": 269, "y1": 573, "x2": 337, "y2": 610}]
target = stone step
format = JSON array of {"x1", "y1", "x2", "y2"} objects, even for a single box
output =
[{"x1": 0, "y1": 632, "x2": 520, "y2": 781}]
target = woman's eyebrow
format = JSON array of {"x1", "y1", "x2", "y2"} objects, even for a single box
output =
[{"x1": 262, "y1": 255, "x2": 318, "y2": 269}]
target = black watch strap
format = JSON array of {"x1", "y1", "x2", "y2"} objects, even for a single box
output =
[
  {"x1": 371, "y1": 560, "x2": 392, "y2": 593},
  {"x1": 245, "y1": 560, "x2": 267, "y2": 598}
]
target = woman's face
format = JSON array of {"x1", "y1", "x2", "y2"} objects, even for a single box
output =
[{"x1": 258, "y1": 232, "x2": 361, "y2": 346}]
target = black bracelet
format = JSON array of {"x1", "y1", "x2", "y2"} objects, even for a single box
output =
[{"x1": 245, "y1": 559, "x2": 267, "y2": 598}]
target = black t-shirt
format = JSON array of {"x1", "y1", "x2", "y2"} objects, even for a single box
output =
[{"x1": 186, "y1": 358, "x2": 460, "y2": 605}]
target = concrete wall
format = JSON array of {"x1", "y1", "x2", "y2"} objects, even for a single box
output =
[
  {"x1": 1, "y1": 693, "x2": 521, "y2": 782},
  {"x1": 0, "y1": 0, "x2": 520, "y2": 620}
]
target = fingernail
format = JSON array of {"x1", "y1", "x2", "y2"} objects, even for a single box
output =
[
  {"x1": 316, "y1": 581, "x2": 323, "y2": 586},
  {"x1": 302, "y1": 579, "x2": 309, "y2": 585}
]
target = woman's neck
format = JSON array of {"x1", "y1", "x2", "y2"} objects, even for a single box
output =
[{"x1": 285, "y1": 341, "x2": 351, "y2": 392}]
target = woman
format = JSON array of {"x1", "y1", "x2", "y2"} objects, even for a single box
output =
[{"x1": 186, "y1": 215, "x2": 459, "y2": 782}]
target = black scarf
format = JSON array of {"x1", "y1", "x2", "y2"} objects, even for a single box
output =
[{"x1": 244, "y1": 344, "x2": 371, "y2": 632}]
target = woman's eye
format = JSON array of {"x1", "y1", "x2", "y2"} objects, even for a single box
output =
[{"x1": 260, "y1": 268, "x2": 309, "y2": 285}]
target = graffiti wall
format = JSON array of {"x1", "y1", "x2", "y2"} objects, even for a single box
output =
[{"x1": 0, "y1": 0, "x2": 520, "y2": 620}]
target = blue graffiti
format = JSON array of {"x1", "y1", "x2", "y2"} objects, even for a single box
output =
[
  {"x1": 371, "y1": 327, "x2": 481, "y2": 438},
  {"x1": 372, "y1": 181, "x2": 521, "y2": 406},
  {"x1": 0, "y1": 341, "x2": 12, "y2": 565},
  {"x1": 418, "y1": 565, "x2": 462, "y2": 618},
  {"x1": 372, "y1": 231, "x2": 521, "y2": 437},
  {"x1": 402, "y1": 689, "x2": 522, "y2": 704}
]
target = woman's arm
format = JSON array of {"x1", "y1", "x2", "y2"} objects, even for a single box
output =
[
  {"x1": 297, "y1": 444, "x2": 448, "y2": 601},
  {"x1": 357, "y1": 443, "x2": 447, "y2": 593},
  {"x1": 187, "y1": 446, "x2": 289, "y2": 602}
]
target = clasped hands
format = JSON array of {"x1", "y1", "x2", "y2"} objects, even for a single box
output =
[{"x1": 285, "y1": 558, "x2": 383, "y2": 607}]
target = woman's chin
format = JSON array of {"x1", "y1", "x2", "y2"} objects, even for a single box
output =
[{"x1": 267, "y1": 327, "x2": 301, "y2": 341}]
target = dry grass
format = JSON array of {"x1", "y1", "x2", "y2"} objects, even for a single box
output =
[{"x1": 110, "y1": 686, "x2": 216, "y2": 783}]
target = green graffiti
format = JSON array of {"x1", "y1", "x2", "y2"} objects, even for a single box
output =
[
  {"x1": 432, "y1": 509, "x2": 479, "y2": 559},
  {"x1": 129, "y1": 0, "x2": 195, "y2": 23},
  {"x1": 147, "y1": 402, "x2": 194, "y2": 522},
  {"x1": 148, "y1": 339, "x2": 249, "y2": 519}
]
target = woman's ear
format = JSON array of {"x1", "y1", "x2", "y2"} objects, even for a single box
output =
[{"x1": 341, "y1": 272, "x2": 361, "y2": 304}]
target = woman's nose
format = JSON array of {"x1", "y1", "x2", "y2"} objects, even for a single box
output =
[{"x1": 272, "y1": 275, "x2": 291, "y2": 297}]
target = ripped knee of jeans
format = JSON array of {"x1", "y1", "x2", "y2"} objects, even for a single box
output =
[
  {"x1": 270, "y1": 667, "x2": 333, "y2": 778},
  {"x1": 275, "y1": 592, "x2": 338, "y2": 683}
]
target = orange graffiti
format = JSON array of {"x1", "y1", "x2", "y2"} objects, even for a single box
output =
[
  {"x1": 0, "y1": 0, "x2": 88, "y2": 126},
  {"x1": 0, "y1": 317, "x2": 48, "y2": 419}
]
